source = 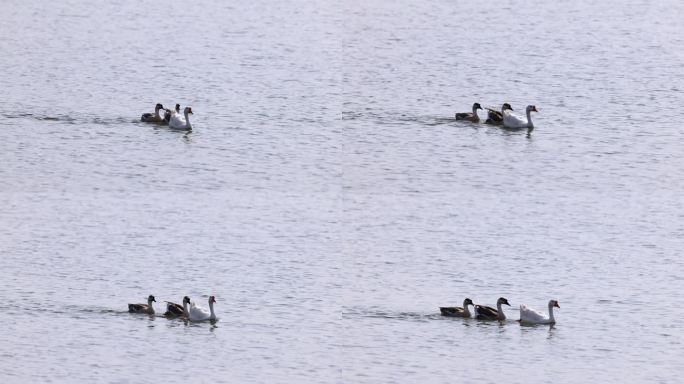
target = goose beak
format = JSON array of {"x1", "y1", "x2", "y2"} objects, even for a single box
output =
[{"x1": 554, "y1": 302, "x2": 560, "y2": 308}]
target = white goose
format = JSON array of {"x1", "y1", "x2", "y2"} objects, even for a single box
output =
[
  {"x1": 168, "y1": 106, "x2": 193, "y2": 130},
  {"x1": 503, "y1": 105, "x2": 538, "y2": 130},
  {"x1": 519, "y1": 300, "x2": 559, "y2": 324},
  {"x1": 188, "y1": 296, "x2": 217, "y2": 322}
]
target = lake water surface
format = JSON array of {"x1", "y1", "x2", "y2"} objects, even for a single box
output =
[{"x1": 1, "y1": 0, "x2": 683, "y2": 383}]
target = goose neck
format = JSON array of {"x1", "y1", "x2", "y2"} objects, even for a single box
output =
[
  {"x1": 548, "y1": 303, "x2": 555, "y2": 322},
  {"x1": 496, "y1": 302, "x2": 505, "y2": 320},
  {"x1": 462, "y1": 300, "x2": 471, "y2": 317},
  {"x1": 209, "y1": 301, "x2": 216, "y2": 319},
  {"x1": 184, "y1": 111, "x2": 192, "y2": 128},
  {"x1": 526, "y1": 108, "x2": 534, "y2": 128}
]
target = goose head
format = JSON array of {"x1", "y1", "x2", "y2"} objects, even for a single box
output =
[
  {"x1": 527, "y1": 105, "x2": 538, "y2": 113},
  {"x1": 502, "y1": 103, "x2": 513, "y2": 112},
  {"x1": 209, "y1": 295, "x2": 216, "y2": 304},
  {"x1": 464, "y1": 298, "x2": 474, "y2": 306},
  {"x1": 155, "y1": 103, "x2": 164, "y2": 111},
  {"x1": 175, "y1": 103, "x2": 181, "y2": 112},
  {"x1": 148, "y1": 295, "x2": 156, "y2": 303},
  {"x1": 184, "y1": 107, "x2": 193, "y2": 115},
  {"x1": 549, "y1": 300, "x2": 560, "y2": 308},
  {"x1": 183, "y1": 296, "x2": 191, "y2": 305},
  {"x1": 497, "y1": 297, "x2": 511, "y2": 306},
  {"x1": 473, "y1": 103, "x2": 482, "y2": 110}
]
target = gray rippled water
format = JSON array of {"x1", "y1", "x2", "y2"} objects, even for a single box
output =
[{"x1": 1, "y1": 0, "x2": 683, "y2": 383}]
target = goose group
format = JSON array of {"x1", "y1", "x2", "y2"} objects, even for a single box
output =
[
  {"x1": 439, "y1": 297, "x2": 560, "y2": 325},
  {"x1": 128, "y1": 294, "x2": 218, "y2": 322},
  {"x1": 140, "y1": 102, "x2": 194, "y2": 130},
  {"x1": 454, "y1": 102, "x2": 539, "y2": 133}
]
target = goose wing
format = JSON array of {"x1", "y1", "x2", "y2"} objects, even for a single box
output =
[
  {"x1": 164, "y1": 301, "x2": 184, "y2": 316},
  {"x1": 188, "y1": 302, "x2": 211, "y2": 321},
  {"x1": 503, "y1": 112, "x2": 526, "y2": 128},
  {"x1": 128, "y1": 303, "x2": 149, "y2": 313},
  {"x1": 519, "y1": 305, "x2": 549, "y2": 323},
  {"x1": 439, "y1": 306, "x2": 464, "y2": 316},
  {"x1": 485, "y1": 108, "x2": 502, "y2": 117},
  {"x1": 475, "y1": 304, "x2": 498, "y2": 318}
]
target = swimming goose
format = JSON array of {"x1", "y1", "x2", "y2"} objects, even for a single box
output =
[
  {"x1": 128, "y1": 295, "x2": 156, "y2": 314},
  {"x1": 164, "y1": 103, "x2": 180, "y2": 124},
  {"x1": 503, "y1": 105, "x2": 538, "y2": 131},
  {"x1": 168, "y1": 106, "x2": 193, "y2": 130},
  {"x1": 519, "y1": 300, "x2": 559, "y2": 325},
  {"x1": 164, "y1": 296, "x2": 191, "y2": 318},
  {"x1": 455, "y1": 103, "x2": 482, "y2": 123},
  {"x1": 141, "y1": 103, "x2": 166, "y2": 123},
  {"x1": 475, "y1": 297, "x2": 510, "y2": 320},
  {"x1": 439, "y1": 298, "x2": 474, "y2": 318},
  {"x1": 484, "y1": 103, "x2": 513, "y2": 125},
  {"x1": 188, "y1": 296, "x2": 217, "y2": 322}
]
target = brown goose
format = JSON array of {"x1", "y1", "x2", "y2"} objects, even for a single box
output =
[
  {"x1": 164, "y1": 296, "x2": 191, "y2": 318},
  {"x1": 141, "y1": 103, "x2": 166, "y2": 123},
  {"x1": 455, "y1": 103, "x2": 483, "y2": 123},
  {"x1": 128, "y1": 295, "x2": 156, "y2": 315},
  {"x1": 164, "y1": 103, "x2": 180, "y2": 124},
  {"x1": 484, "y1": 103, "x2": 513, "y2": 125},
  {"x1": 440, "y1": 298, "x2": 474, "y2": 318},
  {"x1": 475, "y1": 297, "x2": 510, "y2": 320}
]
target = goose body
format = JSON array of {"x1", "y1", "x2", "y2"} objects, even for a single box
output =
[
  {"x1": 164, "y1": 296, "x2": 190, "y2": 318},
  {"x1": 503, "y1": 105, "x2": 538, "y2": 130},
  {"x1": 141, "y1": 103, "x2": 166, "y2": 123},
  {"x1": 475, "y1": 297, "x2": 510, "y2": 320},
  {"x1": 455, "y1": 103, "x2": 482, "y2": 123},
  {"x1": 188, "y1": 296, "x2": 217, "y2": 322},
  {"x1": 519, "y1": 300, "x2": 559, "y2": 325},
  {"x1": 484, "y1": 103, "x2": 513, "y2": 125},
  {"x1": 128, "y1": 295, "x2": 156, "y2": 315},
  {"x1": 440, "y1": 298, "x2": 474, "y2": 318},
  {"x1": 169, "y1": 106, "x2": 193, "y2": 130}
]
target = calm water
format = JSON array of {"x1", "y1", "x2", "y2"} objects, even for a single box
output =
[{"x1": 2, "y1": 0, "x2": 683, "y2": 383}]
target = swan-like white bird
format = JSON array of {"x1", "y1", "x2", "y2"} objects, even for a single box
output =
[
  {"x1": 519, "y1": 300, "x2": 559, "y2": 324},
  {"x1": 440, "y1": 298, "x2": 474, "y2": 318},
  {"x1": 141, "y1": 103, "x2": 166, "y2": 123},
  {"x1": 503, "y1": 105, "x2": 538, "y2": 130},
  {"x1": 164, "y1": 296, "x2": 191, "y2": 318},
  {"x1": 188, "y1": 296, "x2": 217, "y2": 322},
  {"x1": 128, "y1": 295, "x2": 156, "y2": 314},
  {"x1": 168, "y1": 106, "x2": 193, "y2": 130},
  {"x1": 484, "y1": 103, "x2": 513, "y2": 125},
  {"x1": 455, "y1": 103, "x2": 482, "y2": 123},
  {"x1": 475, "y1": 297, "x2": 510, "y2": 320}
]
